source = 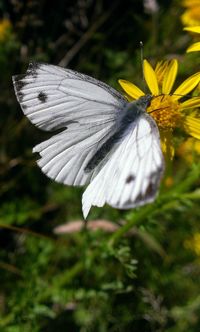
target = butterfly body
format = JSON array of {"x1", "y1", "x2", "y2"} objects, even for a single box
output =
[
  {"x1": 85, "y1": 96, "x2": 152, "y2": 173},
  {"x1": 13, "y1": 62, "x2": 164, "y2": 218}
]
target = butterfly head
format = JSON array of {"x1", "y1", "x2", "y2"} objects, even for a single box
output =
[
  {"x1": 126, "y1": 94, "x2": 152, "y2": 118},
  {"x1": 138, "y1": 94, "x2": 152, "y2": 108}
]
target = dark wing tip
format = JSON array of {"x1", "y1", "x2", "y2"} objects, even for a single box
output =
[
  {"x1": 26, "y1": 61, "x2": 40, "y2": 78},
  {"x1": 12, "y1": 62, "x2": 41, "y2": 104},
  {"x1": 12, "y1": 74, "x2": 27, "y2": 103},
  {"x1": 12, "y1": 75, "x2": 26, "y2": 90}
]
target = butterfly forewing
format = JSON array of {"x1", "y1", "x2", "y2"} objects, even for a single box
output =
[
  {"x1": 13, "y1": 63, "x2": 126, "y2": 130},
  {"x1": 13, "y1": 63, "x2": 127, "y2": 186}
]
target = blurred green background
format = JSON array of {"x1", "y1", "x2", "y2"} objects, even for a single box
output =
[{"x1": 1, "y1": 0, "x2": 200, "y2": 331}]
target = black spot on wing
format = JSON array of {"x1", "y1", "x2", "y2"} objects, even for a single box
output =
[
  {"x1": 142, "y1": 182, "x2": 154, "y2": 198},
  {"x1": 126, "y1": 175, "x2": 135, "y2": 183},
  {"x1": 134, "y1": 169, "x2": 163, "y2": 203},
  {"x1": 38, "y1": 91, "x2": 48, "y2": 103}
]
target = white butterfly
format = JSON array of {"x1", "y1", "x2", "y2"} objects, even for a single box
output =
[{"x1": 12, "y1": 63, "x2": 164, "y2": 218}]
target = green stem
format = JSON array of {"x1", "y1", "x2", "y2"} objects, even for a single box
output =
[{"x1": 108, "y1": 204, "x2": 154, "y2": 247}]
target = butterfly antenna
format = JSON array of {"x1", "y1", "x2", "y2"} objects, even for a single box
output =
[
  {"x1": 172, "y1": 93, "x2": 200, "y2": 99},
  {"x1": 140, "y1": 41, "x2": 146, "y2": 92}
]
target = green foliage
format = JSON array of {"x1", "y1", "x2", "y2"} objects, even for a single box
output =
[
  {"x1": 0, "y1": 198, "x2": 42, "y2": 225},
  {"x1": 1, "y1": 0, "x2": 200, "y2": 331}
]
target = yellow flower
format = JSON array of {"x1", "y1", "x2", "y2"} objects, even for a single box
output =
[
  {"x1": 164, "y1": 176, "x2": 174, "y2": 188},
  {"x1": 184, "y1": 26, "x2": 200, "y2": 52},
  {"x1": 119, "y1": 59, "x2": 200, "y2": 160},
  {"x1": 181, "y1": 0, "x2": 200, "y2": 26},
  {"x1": 177, "y1": 137, "x2": 200, "y2": 163},
  {"x1": 0, "y1": 18, "x2": 12, "y2": 42},
  {"x1": 184, "y1": 233, "x2": 200, "y2": 256}
]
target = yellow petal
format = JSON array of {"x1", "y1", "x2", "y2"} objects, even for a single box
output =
[
  {"x1": 162, "y1": 59, "x2": 178, "y2": 94},
  {"x1": 160, "y1": 130, "x2": 175, "y2": 160},
  {"x1": 182, "y1": 115, "x2": 200, "y2": 139},
  {"x1": 173, "y1": 72, "x2": 200, "y2": 100},
  {"x1": 155, "y1": 61, "x2": 170, "y2": 86},
  {"x1": 186, "y1": 42, "x2": 200, "y2": 53},
  {"x1": 182, "y1": 0, "x2": 200, "y2": 6},
  {"x1": 155, "y1": 61, "x2": 165, "y2": 75},
  {"x1": 180, "y1": 97, "x2": 200, "y2": 110},
  {"x1": 184, "y1": 26, "x2": 200, "y2": 34},
  {"x1": 143, "y1": 59, "x2": 159, "y2": 95},
  {"x1": 118, "y1": 79, "x2": 145, "y2": 100}
]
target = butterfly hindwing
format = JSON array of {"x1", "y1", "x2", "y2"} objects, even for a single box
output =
[{"x1": 82, "y1": 113, "x2": 164, "y2": 218}]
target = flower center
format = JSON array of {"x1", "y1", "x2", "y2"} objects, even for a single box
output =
[{"x1": 147, "y1": 95, "x2": 182, "y2": 130}]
